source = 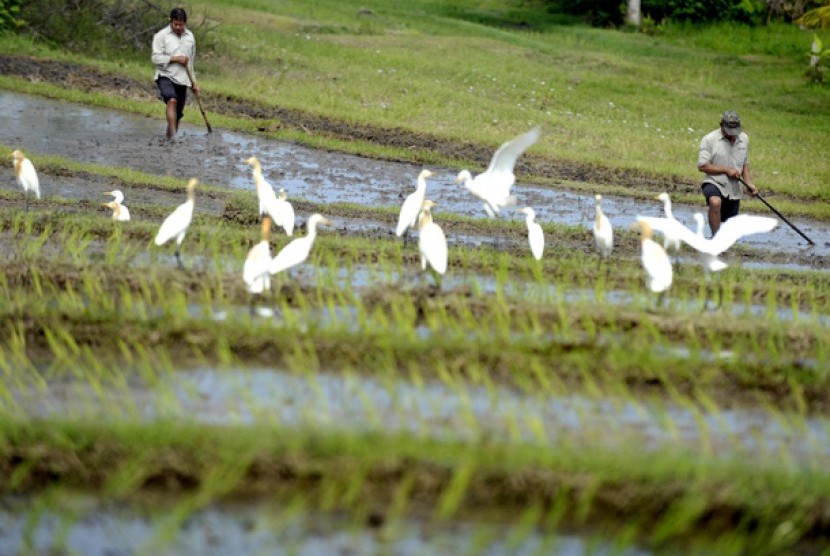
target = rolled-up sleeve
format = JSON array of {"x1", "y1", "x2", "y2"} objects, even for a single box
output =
[
  {"x1": 151, "y1": 31, "x2": 171, "y2": 68},
  {"x1": 697, "y1": 134, "x2": 713, "y2": 167}
]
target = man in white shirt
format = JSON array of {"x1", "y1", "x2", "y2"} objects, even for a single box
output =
[
  {"x1": 697, "y1": 110, "x2": 759, "y2": 236},
  {"x1": 151, "y1": 8, "x2": 199, "y2": 140}
]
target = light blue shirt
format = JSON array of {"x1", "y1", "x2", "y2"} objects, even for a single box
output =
[
  {"x1": 151, "y1": 25, "x2": 196, "y2": 86},
  {"x1": 698, "y1": 128, "x2": 749, "y2": 199}
]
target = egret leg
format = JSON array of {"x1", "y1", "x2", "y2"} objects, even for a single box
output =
[
  {"x1": 25, "y1": 191, "x2": 29, "y2": 213},
  {"x1": 175, "y1": 249, "x2": 184, "y2": 269},
  {"x1": 714, "y1": 282, "x2": 724, "y2": 310}
]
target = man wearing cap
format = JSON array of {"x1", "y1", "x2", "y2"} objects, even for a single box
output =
[{"x1": 697, "y1": 110, "x2": 758, "y2": 236}]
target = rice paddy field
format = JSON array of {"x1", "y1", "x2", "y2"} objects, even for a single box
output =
[{"x1": 1, "y1": 0, "x2": 829, "y2": 554}]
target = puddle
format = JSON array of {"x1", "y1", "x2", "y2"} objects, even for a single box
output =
[
  {"x1": 6, "y1": 367, "x2": 829, "y2": 466},
  {"x1": 1, "y1": 91, "x2": 826, "y2": 261},
  {"x1": 0, "y1": 494, "x2": 653, "y2": 556}
]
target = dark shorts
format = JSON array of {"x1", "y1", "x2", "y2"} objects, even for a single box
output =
[
  {"x1": 702, "y1": 183, "x2": 740, "y2": 222},
  {"x1": 156, "y1": 77, "x2": 188, "y2": 121}
]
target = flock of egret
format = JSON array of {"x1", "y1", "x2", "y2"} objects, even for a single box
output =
[{"x1": 9, "y1": 129, "x2": 778, "y2": 310}]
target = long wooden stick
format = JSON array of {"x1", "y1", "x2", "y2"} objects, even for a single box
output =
[
  {"x1": 184, "y1": 65, "x2": 212, "y2": 133},
  {"x1": 740, "y1": 177, "x2": 814, "y2": 245}
]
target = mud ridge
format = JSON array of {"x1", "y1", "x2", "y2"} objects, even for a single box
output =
[{"x1": 0, "y1": 54, "x2": 695, "y2": 191}]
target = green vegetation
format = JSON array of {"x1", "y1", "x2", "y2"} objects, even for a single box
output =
[
  {"x1": 1, "y1": 0, "x2": 830, "y2": 552},
  {"x1": 0, "y1": 0, "x2": 828, "y2": 216}
]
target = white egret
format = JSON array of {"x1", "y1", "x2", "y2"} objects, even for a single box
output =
[
  {"x1": 455, "y1": 126, "x2": 541, "y2": 218},
  {"x1": 631, "y1": 219, "x2": 673, "y2": 308},
  {"x1": 275, "y1": 188, "x2": 295, "y2": 236},
  {"x1": 268, "y1": 213, "x2": 333, "y2": 276},
  {"x1": 643, "y1": 212, "x2": 777, "y2": 310},
  {"x1": 11, "y1": 149, "x2": 40, "y2": 212},
  {"x1": 154, "y1": 178, "x2": 198, "y2": 269},
  {"x1": 245, "y1": 156, "x2": 292, "y2": 235},
  {"x1": 418, "y1": 199, "x2": 448, "y2": 287},
  {"x1": 592, "y1": 194, "x2": 613, "y2": 270},
  {"x1": 395, "y1": 169, "x2": 434, "y2": 246},
  {"x1": 519, "y1": 207, "x2": 544, "y2": 261},
  {"x1": 243, "y1": 216, "x2": 272, "y2": 296},
  {"x1": 102, "y1": 190, "x2": 131, "y2": 221},
  {"x1": 654, "y1": 192, "x2": 682, "y2": 255}
]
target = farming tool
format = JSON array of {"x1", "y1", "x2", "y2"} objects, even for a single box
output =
[
  {"x1": 739, "y1": 177, "x2": 814, "y2": 245},
  {"x1": 185, "y1": 66, "x2": 212, "y2": 133}
]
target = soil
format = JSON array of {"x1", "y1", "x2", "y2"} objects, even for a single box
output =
[{"x1": 0, "y1": 53, "x2": 695, "y2": 190}]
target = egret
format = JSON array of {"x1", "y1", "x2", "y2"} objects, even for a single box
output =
[
  {"x1": 395, "y1": 169, "x2": 434, "y2": 246},
  {"x1": 654, "y1": 192, "x2": 682, "y2": 255},
  {"x1": 102, "y1": 190, "x2": 131, "y2": 221},
  {"x1": 519, "y1": 207, "x2": 544, "y2": 261},
  {"x1": 455, "y1": 127, "x2": 541, "y2": 218},
  {"x1": 644, "y1": 212, "x2": 778, "y2": 310},
  {"x1": 243, "y1": 216, "x2": 272, "y2": 298},
  {"x1": 418, "y1": 199, "x2": 448, "y2": 287},
  {"x1": 268, "y1": 213, "x2": 333, "y2": 276},
  {"x1": 631, "y1": 219, "x2": 673, "y2": 308},
  {"x1": 245, "y1": 156, "x2": 292, "y2": 235},
  {"x1": 592, "y1": 194, "x2": 613, "y2": 270},
  {"x1": 11, "y1": 149, "x2": 40, "y2": 212},
  {"x1": 154, "y1": 178, "x2": 198, "y2": 269},
  {"x1": 275, "y1": 188, "x2": 295, "y2": 236}
]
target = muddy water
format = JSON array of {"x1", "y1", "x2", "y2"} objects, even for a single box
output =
[
  {"x1": 7, "y1": 366, "x2": 829, "y2": 466},
  {"x1": 1, "y1": 91, "x2": 826, "y2": 260},
  {"x1": 0, "y1": 494, "x2": 652, "y2": 556}
]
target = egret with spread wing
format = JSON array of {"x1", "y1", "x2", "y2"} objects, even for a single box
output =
[{"x1": 455, "y1": 127, "x2": 541, "y2": 217}]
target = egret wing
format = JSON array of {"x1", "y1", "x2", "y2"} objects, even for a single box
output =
[
  {"x1": 419, "y1": 223, "x2": 447, "y2": 275},
  {"x1": 705, "y1": 215, "x2": 778, "y2": 256},
  {"x1": 154, "y1": 202, "x2": 193, "y2": 245}
]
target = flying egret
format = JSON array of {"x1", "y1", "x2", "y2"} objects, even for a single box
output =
[
  {"x1": 395, "y1": 169, "x2": 434, "y2": 246},
  {"x1": 455, "y1": 126, "x2": 541, "y2": 218},
  {"x1": 592, "y1": 194, "x2": 613, "y2": 270},
  {"x1": 642, "y1": 212, "x2": 778, "y2": 310},
  {"x1": 154, "y1": 178, "x2": 198, "y2": 269},
  {"x1": 11, "y1": 149, "x2": 40, "y2": 212},
  {"x1": 245, "y1": 156, "x2": 292, "y2": 235},
  {"x1": 268, "y1": 213, "x2": 333, "y2": 276},
  {"x1": 275, "y1": 188, "x2": 295, "y2": 236},
  {"x1": 630, "y1": 219, "x2": 673, "y2": 308},
  {"x1": 519, "y1": 207, "x2": 544, "y2": 261},
  {"x1": 102, "y1": 190, "x2": 131, "y2": 221},
  {"x1": 418, "y1": 199, "x2": 448, "y2": 287},
  {"x1": 654, "y1": 192, "x2": 683, "y2": 255},
  {"x1": 244, "y1": 216, "x2": 272, "y2": 300}
]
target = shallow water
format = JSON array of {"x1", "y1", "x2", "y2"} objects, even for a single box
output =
[
  {"x1": 0, "y1": 494, "x2": 653, "y2": 556},
  {"x1": 6, "y1": 365, "x2": 829, "y2": 466},
  {"x1": 1, "y1": 91, "x2": 826, "y2": 260}
]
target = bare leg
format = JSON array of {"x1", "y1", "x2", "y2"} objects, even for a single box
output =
[
  {"x1": 707, "y1": 196, "x2": 722, "y2": 236},
  {"x1": 166, "y1": 99, "x2": 178, "y2": 140}
]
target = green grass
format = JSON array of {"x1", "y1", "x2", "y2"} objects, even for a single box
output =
[{"x1": 1, "y1": 0, "x2": 828, "y2": 213}]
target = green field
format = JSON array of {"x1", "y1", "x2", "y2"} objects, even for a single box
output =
[{"x1": 1, "y1": 1, "x2": 830, "y2": 554}]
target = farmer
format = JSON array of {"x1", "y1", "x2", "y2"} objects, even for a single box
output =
[
  {"x1": 697, "y1": 110, "x2": 758, "y2": 236},
  {"x1": 151, "y1": 7, "x2": 198, "y2": 140}
]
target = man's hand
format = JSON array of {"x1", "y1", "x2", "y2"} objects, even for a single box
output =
[
  {"x1": 171, "y1": 55, "x2": 189, "y2": 66},
  {"x1": 745, "y1": 182, "x2": 758, "y2": 197},
  {"x1": 726, "y1": 167, "x2": 741, "y2": 180},
  {"x1": 191, "y1": 83, "x2": 200, "y2": 95}
]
